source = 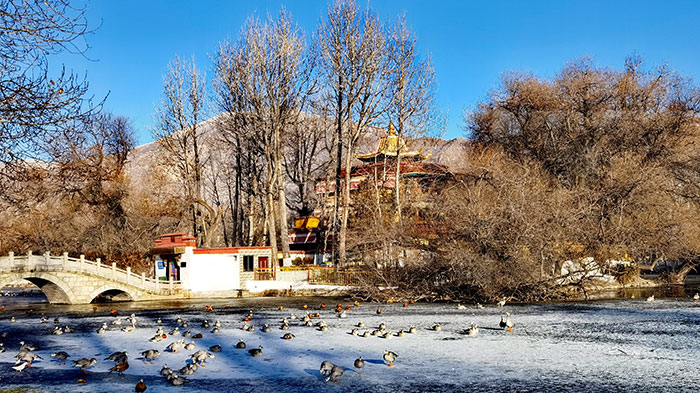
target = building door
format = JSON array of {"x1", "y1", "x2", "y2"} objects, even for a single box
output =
[{"x1": 258, "y1": 257, "x2": 269, "y2": 269}]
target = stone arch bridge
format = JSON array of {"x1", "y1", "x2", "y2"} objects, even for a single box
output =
[{"x1": 0, "y1": 252, "x2": 183, "y2": 304}]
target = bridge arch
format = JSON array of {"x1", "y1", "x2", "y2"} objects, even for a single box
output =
[
  {"x1": 0, "y1": 272, "x2": 76, "y2": 304},
  {"x1": 88, "y1": 285, "x2": 135, "y2": 303}
]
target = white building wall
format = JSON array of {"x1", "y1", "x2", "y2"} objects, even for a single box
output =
[{"x1": 186, "y1": 254, "x2": 240, "y2": 292}]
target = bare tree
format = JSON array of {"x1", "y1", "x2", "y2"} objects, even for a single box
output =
[
  {"x1": 317, "y1": 0, "x2": 390, "y2": 265},
  {"x1": 154, "y1": 56, "x2": 220, "y2": 247},
  {"x1": 0, "y1": 0, "x2": 100, "y2": 200},
  {"x1": 386, "y1": 14, "x2": 437, "y2": 221},
  {"x1": 214, "y1": 10, "x2": 316, "y2": 267}
]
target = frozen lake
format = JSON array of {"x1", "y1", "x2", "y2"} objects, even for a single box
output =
[{"x1": 0, "y1": 289, "x2": 699, "y2": 392}]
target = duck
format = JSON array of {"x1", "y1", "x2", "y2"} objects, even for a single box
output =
[
  {"x1": 378, "y1": 322, "x2": 387, "y2": 331},
  {"x1": 397, "y1": 330, "x2": 406, "y2": 337},
  {"x1": 325, "y1": 365, "x2": 344, "y2": 383},
  {"x1": 408, "y1": 326, "x2": 417, "y2": 334},
  {"x1": 694, "y1": 293, "x2": 700, "y2": 302},
  {"x1": 160, "y1": 364, "x2": 173, "y2": 376},
  {"x1": 502, "y1": 312, "x2": 515, "y2": 332},
  {"x1": 350, "y1": 328, "x2": 359, "y2": 336},
  {"x1": 73, "y1": 358, "x2": 98, "y2": 374},
  {"x1": 156, "y1": 318, "x2": 162, "y2": 325},
  {"x1": 16, "y1": 350, "x2": 42, "y2": 366},
  {"x1": 477, "y1": 303, "x2": 484, "y2": 309},
  {"x1": 105, "y1": 351, "x2": 128, "y2": 364},
  {"x1": 248, "y1": 345, "x2": 263, "y2": 357},
  {"x1": 52, "y1": 326, "x2": 64, "y2": 335},
  {"x1": 51, "y1": 351, "x2": 70, "y2": 365},
  {"x1": 135, "y1": 379, "x2": 147, "y2": 393},
  {"x1": 320, "y1": 360, "x2": 334, "y2": 376},
  {"x1": 128, "y1": 313, "x2": 137, "y2": 325},
  {"x1": 283, "y1": 333, "x2": 295, "y2": 340},
  {"x1": 236, "y1": 339, "x2": 246, "y2": 349},
  {"x1": 167, "y1": 373, "x2": 188, "y2": 386},
  {"x1": 214, "y1": 320, "x2": 222, "y2": 328},
  {"x1": 457, "y1": 304, "x2": 467, "y2": 310},
  {"x1": 179, "y1": 363, "x2": 198, "y2": 376},
  {"x1": 97, "y1": 323, "x2": 108, "y2": 334},
  {"x1": 181, "y1": 321, "x2": 189, "y2": 329},
  {"x1": 647, "y1": 295, "x2": 655, "y2": 304},
  {"x1": 497, "y1": 298, "x2": 507, "y2": 308},
  {"x1": 182, "y1": 330, "x2": 192, "y2": 338},
  {"x1": 304, "y1": 320, "x2": 313, "y2": 327},
  {"x1": 141, "y1": 349, "x2": 160, "y2": 364},
  {"x1": 155, "y1": 326, "x2": 165, "y2": 336},
  {"x1": 169, "y1": 327, "x2": 180, "y2": 336},
  {"x1": 150, "y1": 334, "x2": 165, "y2": 343},
  {"x1": 111, "y1": 318, "x2": 123, "y2": 326},
  {"x1": 201, "y1": 320, "x2": 210, "y2": 328},
  {"x1": 54, "y1": 317, "x2": 60, "y2": 324},
  {"x1": 209, "y1": 345, "x2": 222, "y2": 353},
  {"x1": 280, "y1": 323, "x2": 290, "y2": 330},
  {"x1": 175, "y1": 316, "x2": 183, "y2": 324},
  {"x1": 466, "y1": 323, "x2": 479, "y2": 336},
  {"x1": 354, "y1": 356, "x2": 365, "y2": 375},
  {"x1": 109, "y1": 361, "x2": 129, "y2": 375},
  {"x1": 383, "y1": 351, "x2": 398, "y2": 367},
  {"x1": 338, "y1": 311, "x2": 347, "y2": 318},
  {"x1": 319, "y1": 325, "x2": 329, "y2": 332},
  {"x1": 191, "y1": 350, "x2": 215, "y2": 366},
  {"x1": 382, "y1": 331, "x2": 393, "y2": 339},
  {"x1": 12, "y1": 361, "x2": 29, "y2": 372},
  {"x1": 121, "y1": 324, "x2": 135, "y2": 333},
  {"x1": 361, "y1": 330, "x2": 371, "y2": 338},
  {"x1": 211, "y1": 327, "x2": 220, "y2": 334},
  {"x1": 184, "y1": 342, "x2": 196, "y2": 351},
  {"x1": 19, "y1": 342, "x2": 38, "y2": 352},
  {"x1": 376, "y1": 308, "x2": 382, "y2": 315},
  {"x1": 166, "y1": 340, "x2": 185, "y2": 353},
  {"x1": 40, "y1": 316, "x2": 48, "y2": 324},
  {"x1": 431, "y1": 323, "x2": 441, "y2": 332},
  {"x1": 192, "y1": 333, "x2": 203, "y2": 339},
  {"x1": 261, "y1": 324, "x2": 271, "y2": 333},
  {"x1": 357, "y1": 321, "x2": 365, "y2": 328}
]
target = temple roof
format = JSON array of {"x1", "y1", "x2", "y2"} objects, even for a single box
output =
[{"x1": 356, "y1": 123, "x2": 432, "y2": 162}]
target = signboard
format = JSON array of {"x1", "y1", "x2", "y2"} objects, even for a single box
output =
[
  {"x1": 173, "y1": 246, "x2": 186, "y2": 254},
  {"x1": 157, "y1": 261, "x2": 165, "y2": 269}
]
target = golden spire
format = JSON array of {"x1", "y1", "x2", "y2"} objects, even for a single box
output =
[{"x1": 387, "y1": 121, "x2": 396, "y2": 136}]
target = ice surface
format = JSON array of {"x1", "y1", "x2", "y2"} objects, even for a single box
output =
[{"x1": 0, "y1": 296, "x2": 698, "y2": 392}]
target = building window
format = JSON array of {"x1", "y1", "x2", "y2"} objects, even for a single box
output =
[{"x1": 243, "y1": 255, "x2": 254, "y2": 272}]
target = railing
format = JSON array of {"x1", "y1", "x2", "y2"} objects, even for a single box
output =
[
  {"x1": 0, "y1": 251, "x2": 181, "y2": 295},
  {"x1": 254, "y1": 267, "x2": 275, "y2": 281},
  {"x1": 278, "y1": 265, "x2": 367, "y2": 286}
]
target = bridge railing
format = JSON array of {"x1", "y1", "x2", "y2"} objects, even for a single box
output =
[{"x1": 0, "y1": 251, "x2": 181, "y2": 295}]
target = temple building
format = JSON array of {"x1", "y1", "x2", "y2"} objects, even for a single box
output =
[
  {"x1": 314, "y1": 123, "x2": 455, "y2": 215},
  {"x1": 294, "y1": 124, "x2": 457, "y2": 263}
]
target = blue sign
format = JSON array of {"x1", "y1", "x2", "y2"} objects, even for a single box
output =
[{"x1": 157, "y1": 261, "x2": 164, "y2": 269}]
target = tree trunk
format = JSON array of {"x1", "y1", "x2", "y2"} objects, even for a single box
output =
[
  {"x1": 339, "y1": 141, "x2": 354, "y2": 266},
  {"x1": 276, "y1": 127, "x2": 291, "y2": 261},
  {"x1": 332, "y1": 75, "x2": 344, "y2": 265},
  {"x1": 668, "y1": 259, "x2": 699, "y2": 284}
]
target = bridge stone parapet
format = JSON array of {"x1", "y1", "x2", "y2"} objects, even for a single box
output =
[{"x1": 0, "y1": 252, "x2": 183, "y2": 304}]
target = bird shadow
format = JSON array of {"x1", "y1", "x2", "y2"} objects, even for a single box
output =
[
  {"x1": 480, "y1": 326, "x2": 504, "y2": 331},
  {"x1": 364, "y1": 358, "x2": 384, "y2": 365},
  {"x1": 303, "y1": 368, "x2": 325, "y2": 381}
]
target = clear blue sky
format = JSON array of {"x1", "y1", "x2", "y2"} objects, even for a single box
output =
[{"x1": 58, "y1": 0, "x2": 700, "y2": 144}]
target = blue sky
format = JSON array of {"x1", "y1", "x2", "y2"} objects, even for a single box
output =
[{"x1": 57, "y1": 1, "x2": 700, "y2": 144}]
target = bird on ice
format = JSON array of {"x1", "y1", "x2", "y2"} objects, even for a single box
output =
[
  {"x1": 383, "y1": 351, "x2": 398, "y2": 367},
  {"x1": 647, "y1": 295, "x2": 655, "y2": 304},
  {"x1": 325, "y1": 365, "x2": 344, "y2": 383},
  {"x1": 354, "y1": 356, "x2": 365, "y2": 375}
]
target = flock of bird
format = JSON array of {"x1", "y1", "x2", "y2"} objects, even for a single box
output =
[{"x1": 2, "y1": 292, "x2": 698, "y2": 391}]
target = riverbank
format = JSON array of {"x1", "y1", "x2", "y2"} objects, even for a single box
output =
[{"x1": 0, "y1": 287, "x2": 699, "y2": 392}]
